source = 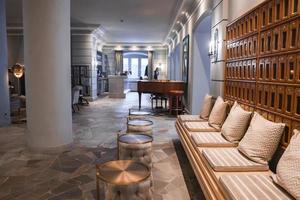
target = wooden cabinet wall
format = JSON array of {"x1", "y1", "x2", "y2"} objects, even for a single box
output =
[{"x1": 225, "y1": 0, "x2": 300, "y2": 147}]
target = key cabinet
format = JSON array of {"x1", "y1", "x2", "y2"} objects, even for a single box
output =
[{"x1": 225, "y1": 0, "x2": 300, "y2": 147}]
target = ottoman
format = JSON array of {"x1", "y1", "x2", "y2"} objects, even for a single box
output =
[
  {"x1": 127, "y1": 119, "x2": 153, "y2": 135},
  {"x1": 96, "y1": 160, "x2": 152, "y2": 200},
  {"x1": 118, "y1": 133, "x2": 153, "y2": 169},
  {"x1": 128, "y1": 109, "x2": 151, "y2": 120}
]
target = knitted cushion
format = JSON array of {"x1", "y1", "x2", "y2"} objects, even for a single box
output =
[
  {"x1": 272, "y1": 129, "x2": 300, "y2": 200},
  {"x1": 200, "y1": 94, "x2": 213, "y2": 120},
  {"x1": 208, "y1": 96, "x2": 228, "y2": 130},
  {"x1": 238, "y1": 112, "x2": 285, "y2": 165},
  {"x1": 221, "y1": 101, "x2": 252, "y2": 142}
]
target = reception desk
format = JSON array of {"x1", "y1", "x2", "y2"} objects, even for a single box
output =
[{"x1": 108, "y1": 75, "x2": 128, "y2": 98}]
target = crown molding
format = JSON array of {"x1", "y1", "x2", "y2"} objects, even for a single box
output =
[{"x1": 164, "y1": 0, "x2": 205, "y2": 45}]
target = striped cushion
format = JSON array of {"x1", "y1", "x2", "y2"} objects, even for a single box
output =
[
  {"x1": 220, "y1": 174, "x2": 293, "y2": 200},
  {"x1": 202, "y1": 148, "x2": 269, "y2": 172},
  {"x1": 185, "y1": 122, "x2": 219, "y2": 132},
  {"x1": 178, "y1": 115, "x2": 206, "y2": 122},
  {"x1": 191, "y1": 132, "x2": 237, "y2": 147}
]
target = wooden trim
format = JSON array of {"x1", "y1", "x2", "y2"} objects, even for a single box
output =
[{"x1": 175, "y1": 121, "x2": 226, "y2": 200}]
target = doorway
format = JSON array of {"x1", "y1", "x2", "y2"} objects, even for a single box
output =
[{"x1": 190, "y1": 15, "x2": 212, "y2": 114}]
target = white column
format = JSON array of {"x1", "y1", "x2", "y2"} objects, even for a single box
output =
[
  {"x1": 0, "y1": 0, "x2": 11, "y2": 126},
  {"x1": 23, "y1": 0, "x2": 73, "y2": 149}
]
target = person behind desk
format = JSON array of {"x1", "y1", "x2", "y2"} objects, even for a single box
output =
[{"x1": 154, "y1": 67, "x2": 159, "y2": 80}]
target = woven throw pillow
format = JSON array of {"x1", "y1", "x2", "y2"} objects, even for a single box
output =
[
  {"x1": 199, "y1": 94, "x2": 213, "y2": 120},
  {"x1": 272, "y1": 129, "x2": 300, "y2": 200},
  {"x1": 208, "y1": 96, "x2": 228, "y2": 130},
  {"x1": 238, "y1": 112, "x2": 285, "y2": 165},
  {"x1": 221, "y1": 102, "x2": 252, "y2": 142}
]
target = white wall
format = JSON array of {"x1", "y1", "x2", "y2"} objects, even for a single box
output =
[
  {"x1": 210, "y1": 0, "x2": 229, "y2": 97},
  {"x1": 174, "y1": 44, "x2": 181, "y2": 80},
  {"x1": 168, "y1": 52, "x2": 175, "y2": 80},
  {"x1": 228, "y1": 0, "x2": 265, "y2": 22}
]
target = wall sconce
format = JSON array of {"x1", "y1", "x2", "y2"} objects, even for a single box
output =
[
  {"x1": 208, "y1": 28, "x2": 219, "y2": 62},
  {"x1": 12, "y1": 63, "x2": 25, "y2": 78},
  {"x1": 208, "y1": 41, "x2": 214, "y2": 57}
]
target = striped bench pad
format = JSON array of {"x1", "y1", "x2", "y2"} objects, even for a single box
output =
[
  {"x1": 184, "y1": 122, "x2": 218, "y2": 132},
  {"x1": 178, "y1": 115, "x2": 206, "y2": 122},
  {"x1": 191, "y1": 132, "x2": 237, "y2": 147},
  {"x1": 220, "y1": 174, "x2": 293, "y2": 200},
  {"x1": 202, "y1": 148, "x2": 269, "y2": 172}
]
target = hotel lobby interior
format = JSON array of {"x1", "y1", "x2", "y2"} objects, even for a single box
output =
[{"x1": 0, "y1": 0, "x2": 300, "y2": 199}]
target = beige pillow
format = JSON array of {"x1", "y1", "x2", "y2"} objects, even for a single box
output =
[
  {"x1": 238, "y1": 112, "x2": 285, "y2": 165},
  {"x1": 272, "y1": 129, "x2": 300, "y2": 200},
  {"x1": 221, "y1": 102, "x2": 252, "y2": 143},
  {"x1": 208, "y1": 96, "x2": 228, "y2": 130},
  {"x1": 200, "y1": 94, "x2": 213, "y2": 120}
]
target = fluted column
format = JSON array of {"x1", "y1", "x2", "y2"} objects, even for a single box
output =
[{"x1": 23, "y1": 0, "x2": 73, "y2": 149}]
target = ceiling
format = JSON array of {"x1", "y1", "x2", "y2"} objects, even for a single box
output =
[{"x1": 5, "y1": 0, "x2": 193, "y2": 44}]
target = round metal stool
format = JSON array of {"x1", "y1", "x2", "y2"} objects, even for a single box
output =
[
  {"x1": 96, "y1": 160, "x2": 152, "y2": 200},
  {"x1": 128, "y1": 110, "x2": 151, "y2": 120},
  {"x1": 118, "y1": 134, "x2": 153, "y2": 169},
  {"x1": 127, "y1": 119, "x2": 153, "y2": 135}
]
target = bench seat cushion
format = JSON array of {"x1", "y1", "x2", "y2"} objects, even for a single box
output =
[
  {"x1": 220, "y1": 174, "x2": 293, "y2": 200},
  {"x1": 202, "y1": 148, "x2": 269, "y2": 172},
  {"x1": 185, "y1": 122, "x2": 219, "y2": 132},
  {"x1": 191, "y1": 132, "x2": 237, "y2": 147},
  {"x1": 178, "y1": 115, "x2": 206, "y2": 123}
]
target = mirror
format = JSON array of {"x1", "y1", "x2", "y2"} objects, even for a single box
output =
[{"x1": 182, "y1": 35, "x2": 189, "y2": 100}]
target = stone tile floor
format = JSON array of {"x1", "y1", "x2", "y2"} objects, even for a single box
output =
[{"x1": 0, "y1": 92, "x2": 202, "y2": 200}]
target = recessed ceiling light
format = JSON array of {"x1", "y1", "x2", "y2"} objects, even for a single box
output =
[
  {"x1": 120, "y1": 19, "x2": 124, "y2": 23},
  {"x1": 176, "y1": 21, "x2": 180, "y2": 24},
  {"x1": 147, "y1": 46, "x2": 153, "y2": 51},
  {"x1": 181, "y1": 11, "x2": 185, "y2": 15},
  {"x1": 131, "y1": 46, "x2": 139, "y2": 50},
  {"x1": 115, "y1": 45, "x2": 123, "y2": 50}
]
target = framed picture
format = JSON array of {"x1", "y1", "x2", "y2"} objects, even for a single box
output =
[{"x1": 182, "y1": 35, "x2": 189, "y2": 100}]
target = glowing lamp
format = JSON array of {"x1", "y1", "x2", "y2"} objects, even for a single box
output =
[{"x1": 12, "y1": 63, "x2": 24, "y2": 78}]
